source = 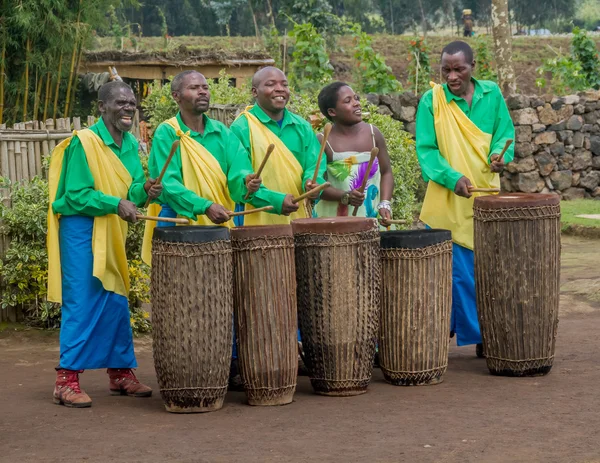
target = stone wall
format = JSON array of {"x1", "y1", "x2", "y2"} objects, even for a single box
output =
[{"x1": 368, "y1": 90, "x2": 600, "y2": 199}]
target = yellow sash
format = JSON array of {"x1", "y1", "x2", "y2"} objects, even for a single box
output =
[
  {"x1": 47, "y1": 129, "x2": 132, "y2": 304},
  {"x1": 141, "y1": 117, "x2": 234, "y2": 264},
  {"x1": 238, "y1": 107, "x2": 308, "y2": 225},
  {"x1": 419, "y1": 83, "x2": 498, "y2": 250}
]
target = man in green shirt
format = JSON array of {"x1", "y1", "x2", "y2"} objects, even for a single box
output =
[
  {"x1": 50, "y1": 81, "x2": 161, "y2": 408},
  {"x1": 146, "y1": 70, "x2": 262, "y2": 227},
  {"x1": 415, "y1": 41, "x2": 514, "y2": 356},
  {"x1": 230, "y1": 66, "x2": 326, "y2": 224}
]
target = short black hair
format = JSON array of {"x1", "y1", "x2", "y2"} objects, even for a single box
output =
[
  {"x1": 98, "y1": 81, "x2": 133, "y2": 103},
  {"x1": 318, "y1": 81, "x2": 350, "y2": 121},
  {"x1": 171, "y1": 70, "x2": 203, "y2": 93},
  {"x1": 441, "y1": 41, "x2": 474, "y2": 63}
]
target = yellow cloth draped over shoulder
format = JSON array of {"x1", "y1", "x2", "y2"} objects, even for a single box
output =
[
  {"x1": 420, "y1": 83, "x2": 498, "y2": 250},
  {"x1": 237, "y1": 107, "x2": 309, "y2": 225},
  {"x1": 141, "y1": 117, "x2": 234, "y2": 265},
  {"x1": 47, "y1": 129, "x2": 131, "y2": 304}
]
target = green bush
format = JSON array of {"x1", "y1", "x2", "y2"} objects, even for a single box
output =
[
  {"x1": 350, "y1": 24, "x2": 402, "y2": 94},
  {"x1": 288, "y1": 22, "x2": 334, "y2": 92},
  {"x1": 0, "y1": 177, "x2": 151, "y2": 334},
  {"x1": 407, "y1": 37, "x2": 432, "y2": 94},
  {"x1": 473, "y1": 36, "x2": 497, "y2": 82}
]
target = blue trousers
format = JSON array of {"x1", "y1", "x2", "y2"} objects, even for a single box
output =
[
  {"x1": 59, "y1": 216, "x2": 137, "y2": 370},
  {"x1": 451, "y1": 242, "x2": 481, "y2": 346}
]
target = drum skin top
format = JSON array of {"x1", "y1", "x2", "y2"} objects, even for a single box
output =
[
  {"x1": 153, "y1": 225, "x2": 230, "y2": 243},
  {"x1": 231, "y1": 224, "x2": 293, "y2": 240},
  {"x1": 380, "y1": 229, "x2": 452, "y2": 249},
  {"x1": 291, "y1": 217, "x2": 378, "y2": 234},
  {"x1": 474, "y1": 193, "x2": 560, "y2": 209}
]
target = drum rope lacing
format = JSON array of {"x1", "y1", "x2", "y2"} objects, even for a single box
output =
[
  {"x1": 231, "y1": 235, "x2": 294, "y2": 252},
  {"x1": 473, "y1": 204, "x2": 561, "y2": 222},
  {"x1": 294, "y1": 230, "x2": 379, "y2": 248},
  {"x1": 380, "y1": 241, "x2": 452, "y2": 260},
  {"x1": 152, "y1": 240, "x2": 232, "y2": 258}
]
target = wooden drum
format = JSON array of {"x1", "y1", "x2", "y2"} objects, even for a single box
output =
[
  {"x1": 379, "y1": 229, "x2": 453, "y2": 386},
  {"x1": 151, "y1": 226, "x2": 233, "y2": 413},
  {"x1": 474, "y1": 193, "x2": 561, "y2": 377},
  {"x1": 292, "y1": 217, "x2": 380, "y2": 396},
  {"x1": 231, "y1": 225, "x2": 298, "y2": 406}
]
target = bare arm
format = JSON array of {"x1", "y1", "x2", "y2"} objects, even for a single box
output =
[{"x1": 374, "y1": 126, "x2": 394, "y2": 202}]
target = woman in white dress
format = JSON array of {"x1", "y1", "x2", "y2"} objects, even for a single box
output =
[{"x1": 314, "y1": 82, "x2": 394, "y2": 226}]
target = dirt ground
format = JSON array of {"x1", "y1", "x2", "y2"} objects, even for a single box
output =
[{"x1": 0, "y1": 235, "x2": 599, "y2": 463}]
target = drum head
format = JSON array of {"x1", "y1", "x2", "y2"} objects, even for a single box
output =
[
  {"x1": 153, "y1": 225, "x2": 230, "y2": 243},
  {"x1": 380, "y1": 229, "x2": 452, "y2": 249},
  {"x1": 291, "y1": 217, "x2": 377, "y2": 234},
  {"x1": 474, "y1": 193, "x2": 559, "y2": 210},
  {"x1": 231, "y1": 224, "x2": 292, "y2": 240}
]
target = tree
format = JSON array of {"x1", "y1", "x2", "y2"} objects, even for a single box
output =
[{"x1": 491, "y1": 0, "x2": 516, "y2": 94}]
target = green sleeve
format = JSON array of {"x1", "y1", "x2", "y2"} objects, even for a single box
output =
[
  {"x1": 300, "y1": 124, "x2": 326, "y2": 191},
  {"x1": 125, "y1": 142, "x2": 148, "y2": 208},
  {"x1": 51, "y1": 136, "x2": 121, "y2": 216},
  {"x1": 489, "y1": 86, "x2": 516, "y2": 164},
  {"x1": 230, "y1": 118, "x2": 285, "y2": 214},
  {"x1": 150, "y1": 124, "x2": 212, "y2": 219},
  {"x1": 415, "y1": 91, "x2": 464, "y2": 191}
]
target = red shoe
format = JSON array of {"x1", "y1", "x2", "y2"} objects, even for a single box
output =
[
  {"x1": 107, "y1": 369, "x2": 152, "y2": 397},
  {"x1": 53, "y1": 369, "x2": 92, "y2": 408}
]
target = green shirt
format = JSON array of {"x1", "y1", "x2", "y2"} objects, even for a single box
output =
[
  {"x1": 416, "y1": 79, "x2": 515, "y2": 191},
  {"x1": 149, "y1": 112, "x2": 253, "y2": 219},
  {"x1": 230, "y1": 104, "x2": 326, "y2": 212},
  {"x1": 52, "y1": 118, "x2": 147, "y2": 216}
]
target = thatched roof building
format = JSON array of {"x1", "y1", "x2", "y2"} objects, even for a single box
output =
[{"x1": 82, "y1": 46, "x2": 274, "y2": 87}]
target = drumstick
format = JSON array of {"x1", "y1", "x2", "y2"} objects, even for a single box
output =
[
  {"x1": 495, "y1": 139, "x2": 513, "y2": 164},
  {"x1": 143, "y1": 139, "x2": 180, "y2": 208},
  {"x1": 311, "y1": 123, "x2": 332, "y2": 184},
  {"x1": 292, "y1": 182, "x2": 331, "y2": 204},
  {"x1": 244, "y1": 144, "x2": 275, "y2": 200},
  {"x1": 136, "y1": 214, "x2": 190, "y2": 224},
  {"x1": 352, "y1": 147, "x2": 379, "y2": 217},
  {"x1": 228, "y1": 205, "x2": 274, "y2": 217},
  {"x1": 378, "y1": 218, "x2": 408, "y2": 225},
  {"x1": 468, "y1": 187, "x2": 500, "y2": 193}
]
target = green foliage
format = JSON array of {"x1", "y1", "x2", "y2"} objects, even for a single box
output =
[
  {"x1": 536, "y1": 55, "x2": 588, "y2": 94},
  {"x1": 536, "y1": 28, "x2": 600, "y2": 94},
  {"x1": 0, "y1": 177, "x2": 58, "y2": 324},
  {"x1": 571, "y1": 27, "x2": 600, "y2": 90},
  {"x1": 575, "y1": 0, "x2": 600, "y2": 31},
  {"x1": 288, "y1": 22, "x2": 334, "y2": 93},
  {"x1": 473, "y1": 36, "x2": 497, "y2": 82},
  {"x1": 350, "y1": 24, "x2": 402, "y2": 94},
  {"x1": 407, "y1": 37, "x2": 432, "y2": 94},
  {"x1": 262, "y1": 26, "x2": 283, "y2": 69},
  {"x1": 141, "y1": 80, "x2": 178, "y2": 134},
  {"x1": 363, "y1": 103, "x2": 419, "y2": 222},
  {"x1": 208, "y1": 69, "x2": 251, "y2": 105},
  {"x1": 128, "y1": 259, "x2": 151, "y2": 336},
  {"x1": 108, "y1": 6, "x2": 124, "y2": 50}
]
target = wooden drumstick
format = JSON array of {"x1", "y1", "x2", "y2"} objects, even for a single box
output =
[
  {"x1": 495, "y1": 139, "x2": 513, "y2": 164},
  {"x1": 244, "y1": 143, "x2": 275, "y2": 200},
  {"x1": 378, "y1": 218, "x2": 408, "y2": 225},
  {"x1": 352, "y1": 147, "x2": 379, "y2": 217},
  {"x1": 228, "y1": 205, "x2": 274, "y2": 217},
  {"x1": 143, "y1": 139, "x2": 180, "y2": 208},
  {"x1": 311, "y1": 123, "x2": 332, "y2": 184},
  {"x1": 468, "y1": 187, "x2": 500, "y2": 193},
  {"x1": 136, "y1": 214, "x2": 190, "y2": 224},
  {"x1": 292, "y1": 182, "x2": 331, "y2": 204}
]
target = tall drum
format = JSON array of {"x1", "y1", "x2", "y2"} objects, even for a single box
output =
[
  {"x1": 292, "y1": 217, "x2": 380, "y2": 396},
  {"x1": 231, "y1": 225, "x2": 297, "y2": 406},
  {"x1": 151, "y1": 226, "x2": 233, "y2": 413},
  {"x1": 474, "y1": 193, "x2": 561, "y2": 377},
  {"x1": 379, "y1": 229, "x2": 453, "y2": 386}
]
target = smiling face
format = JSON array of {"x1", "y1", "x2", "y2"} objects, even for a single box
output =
[
  {"x1": 252, "y1": 68, "x2": 290, "y2": 117},
  {"x1": 172, "y1": 72, "x2": 211, "y2": 115},
  {"x1": 98, "y1": 87, "x2": 137, "y2": 133},
  {"x1": 328, "y1": 85, "x2": 362, "y2": 125},
  {"x1": 441, "y1": 51, "x2": 474, "y2": 96}
]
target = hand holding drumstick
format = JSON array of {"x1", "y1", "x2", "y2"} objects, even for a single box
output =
[
  {"x1": 244, "y1": 144, "x2": 275, "y2": 200},
  {"x1": 143, "y1": 140, "x2": 180, "y2": 208},
  {"x1": 490, "y1": 139, "x2": 513, "y2": 173}
]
